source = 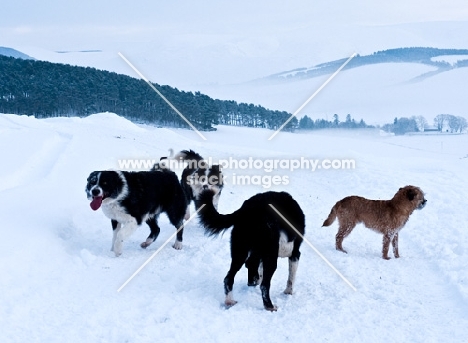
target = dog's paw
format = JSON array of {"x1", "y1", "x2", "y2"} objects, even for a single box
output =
[
  {"x1": 336, "y1": 247, "x2": 348, "y2": 254},
  {"x1": 172, "y1": 240, "x2": 183, "y2": 250},
  {"x1": 224, "y1": 292, "x2": 237, "y2": 308},
  {"x1": 247, "y1": 275, "x2": 260, "y2": 287},
  {"x1": 264, "y1": 305, "x2": 278, "y2": 312},
  {"x1": 224, "y1": 299, "x2": 238, "y2": 308},
  {"x1": 283, "y1": 287, "x2": 293, "y2": 295},
  {"x1": 113, "y1": 241, "x2": 123, "y2": 257},
  {"x1": 140, "y1": 238, "x2": 154, "y2": 249},
  {"x1": 383, "y1": 256, "x2": 391, "y2": 260}
]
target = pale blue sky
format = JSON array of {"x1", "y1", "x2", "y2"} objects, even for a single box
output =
[{"x1": 2, "y1": 0, "x2": 468, "y2": 48}]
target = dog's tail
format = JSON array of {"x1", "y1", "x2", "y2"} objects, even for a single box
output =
[
  {"x1": 196, "y1": 189, "x2": 237, "y2": 236},
  {"x1": 155, "y1": 148, "x2": 174, "y2": 171},
  {"x1": 322, "y1": 205, "x2": 337, "y2": 227},
  {"x1": 159, "y1": 148, "x2": 174, "y2": 161},
  {"x1": 174, "y1": 149, "x2": 204, "y2": 163},
  {"x1": 174, "y1": 150, "x2": 206, "y2": 174}
]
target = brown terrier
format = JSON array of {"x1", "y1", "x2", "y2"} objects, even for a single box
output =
[{"x1": 322, "y1": 186, "x2": 427, "y2": 259}]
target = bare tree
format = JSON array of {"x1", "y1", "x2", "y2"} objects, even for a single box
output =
[
  {"x1": 412, "y1": 115, "x2": 428, "y2": 132},
  {"x1": 458, "y1": 116, "x2": 468, "y2": 132},
  {"x1": 434, "y1": 114, "x2": 449, "y2": 131},
  {"x1": 444, "y1": 115, "x2": 468, "y2": 133},
  {"x1": 447, "y1": 115, "x2": 459, "y2": 133}
]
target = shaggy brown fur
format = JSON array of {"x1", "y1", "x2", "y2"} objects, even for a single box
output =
[{"x1": 322, "y1": 185, "x2": 427, "y2": 259}]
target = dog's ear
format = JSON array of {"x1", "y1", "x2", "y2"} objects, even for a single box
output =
[
  {"x1": 87, "y1": 171, "x2": 98, "y2": 183},
  {"x1": 406, "y1": 188, "x2": 416, "y2": 201}
]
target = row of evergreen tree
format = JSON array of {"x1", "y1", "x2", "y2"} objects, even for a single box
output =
[
  {"x1": 0, "y1": 55, "x2": 298, "y2": 131},
  {"x1": 298, "y1": 113, "x2": 371, "y2": 130}
]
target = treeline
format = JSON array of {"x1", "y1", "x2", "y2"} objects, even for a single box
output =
[
  {"x1": 298, "y1": 113, "x2": 372, "y2": 130},
  {"x1": 382, "y1": 114, "x2": 468, "y2": 135},
  {"x1": 5, "y1": 54, "x2": 462, "y2": 135},
  {"x1": 274, "y1": 47, "x2": 468, "y2": 80},
  {"x1": 0, "y1": 55, "x2": 296, "y2": 131},
  {"x1": 365, "y1": 47, "x2": 468, "y2": 68}
]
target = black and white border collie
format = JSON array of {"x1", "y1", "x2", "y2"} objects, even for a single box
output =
[
  {"x1": 86, "y1": 168, "x2": 187, "y2": 257},
  {"x1": 195, "y1": 189, "x2": 305, "y2": 311},
  {"x1": 160, "y1": 149, "x2": 223, "y2": 218}
]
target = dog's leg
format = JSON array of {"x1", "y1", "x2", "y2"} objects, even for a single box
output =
[
  {"x1": 184, "y1": 207, "x2": 190, "y2": 221},
  {"x1": 141, "y1": 217, "x2": 161, "y2": 249},
  {"x1": 224, "y1": 245, "x2": 249, "y2": 308},
  {"x1": 167, "y1": 207, "x2": 185, "y2": 250},
  {"x1": 284, "y1": 240, "x2": 301, "y2": 295},
  {"x1": 111, "y1": 220, "x2": 121, "y2": 252},
  {"x1": 382, "y1": 234, "x2": 392, "y2": 260},
  {"x1": 172, "y1": 220, "x2": 184, "y2": 250},
  {"x1": 392, "y1": 233, "x2": 399, "y2": 258},
  {"x1": 336, "y1": 224, "x2": 354, "y2": 254},
  {"x1": 224, "y1": 263, "x2": 245, "y2": 307},
  {"x1": 113, "y1": 220, "x2": 138, "y2": 257},
  {"x1": 284, "y1": 259, "x2": 299, "y2": 295},
  {"x1": 260, "y1": 256, "x2": 278, "y2": 311}
]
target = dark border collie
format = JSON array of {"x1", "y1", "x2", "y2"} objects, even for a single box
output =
[
  {"x1": 160, "y1": 149, "x2": 223, "y2": 218},
  {"x1": 196, "y1": 189, "x2": 305, "y2": 311},
  {"x1": 86, "y1": 168, "x2": 187, "y2": 256}
]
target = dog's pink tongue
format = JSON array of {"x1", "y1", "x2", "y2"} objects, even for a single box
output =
[{"x1": 90, "y1": 196, "x2": 103, "y2": 211}]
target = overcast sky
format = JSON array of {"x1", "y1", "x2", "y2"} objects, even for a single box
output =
[{"x1": 2, "y1": 0, "x2": 468, "y2": 49}]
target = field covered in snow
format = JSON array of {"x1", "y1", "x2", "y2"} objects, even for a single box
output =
[{"x1": 1, "y1": 112, "x2": 468, "y2": 342}]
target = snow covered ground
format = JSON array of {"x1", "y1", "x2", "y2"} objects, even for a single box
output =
[{"x1": 1, "y1": 112, "x2": 468, "y2": 342}]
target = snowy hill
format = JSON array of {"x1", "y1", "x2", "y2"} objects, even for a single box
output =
[
  {"x1": 0, "y1": 47, "x2": 33, "y2": 60},
  {"x1": 1, "y1": 112, "x2": 467, "y2": 342},
  {"x1": 260, "y1": 48, "x2": 468, "y2": 82},
  {"x1": 196, "y1": 58, "x2": 468, "y2": 126}
]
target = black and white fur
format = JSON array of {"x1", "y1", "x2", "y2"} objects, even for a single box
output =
[
  {"x1": 160, "y1": 149, "x2": 223, "y2": 218},
  {"x1": 86, "y1": 169, "x2": 188, "y2": 257},
  {"x1": 196, "y1": 189, "x2": 305, "y2": 311}
]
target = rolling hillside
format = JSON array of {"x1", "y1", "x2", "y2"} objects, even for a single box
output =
[
  {"x1": 195, "y1": 48, "x2": 468, "y2": 125},
  {"x1": 0, "y1": 47, "x2": 34, "y2": 60},
  {"x1": 261, "y1": 48, "x2": 468, "y2": 82}
]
